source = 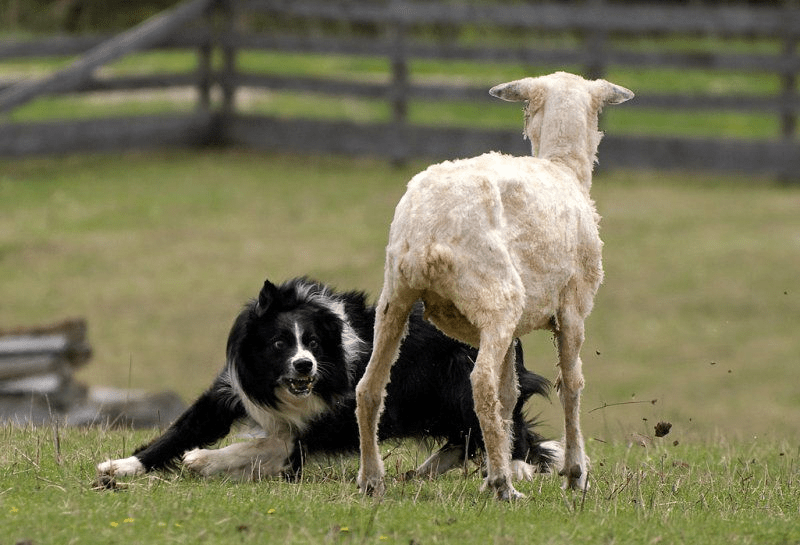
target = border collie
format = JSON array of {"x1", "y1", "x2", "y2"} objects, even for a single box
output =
[{"x1": 98, "y1": 277, "x2": 561, "y2": 481}]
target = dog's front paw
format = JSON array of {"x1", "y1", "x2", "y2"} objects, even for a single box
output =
[
  {"x1": 509, "y1": 460, "x2": 536, "y2": 481},
  {"x1": 97, "y1": 456, "x2": 145, "y2": 477},
  {"x1": 183, "y1": 448, "x2": 222, "y2": 476}
]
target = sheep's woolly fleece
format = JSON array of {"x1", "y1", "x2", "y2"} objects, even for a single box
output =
[{"x1": 356, "y1": 71, "x2": 633, "y2": 501}]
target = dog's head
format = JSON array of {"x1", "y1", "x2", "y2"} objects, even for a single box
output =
[{"x1": 226, "y1": 278, "x2": 358, "y2": 409}]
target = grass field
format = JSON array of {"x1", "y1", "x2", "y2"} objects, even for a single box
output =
[
  {"x1": 2, "y1": 424, "x2": 798, "y2": 544},
  {"x1": 2, "y1": 150, "x2": 798, "y2": 439},
  {"x1": 1, "y1": 150, "x2": 799, "y2": 543}
]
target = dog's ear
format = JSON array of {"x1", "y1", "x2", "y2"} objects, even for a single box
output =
[{"x1": 256, "y1": 279, "x2": 278, "y2": 316}]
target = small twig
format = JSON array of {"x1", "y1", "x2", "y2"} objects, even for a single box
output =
[
  {"x1": 580, "y1": 468, "x2": 589, "y2": 512},
  {"x1": 14, "y1": 447, "x2": 40, "y2": 469},
  {"x1": 588, "y1": 399, "x2": 657, "y2": 414},
  {"x1": 52, "y1": 419, "x2": 62, "y2": 466}
]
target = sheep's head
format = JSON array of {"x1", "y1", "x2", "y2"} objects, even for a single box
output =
[{"x1": 489, "y1": 72, "x2": 633, "y2": 186}]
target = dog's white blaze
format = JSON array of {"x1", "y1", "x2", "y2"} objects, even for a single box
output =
[
  {"x1": 297, "y1": 282, "x2": 367, "y2": 368},
  {"x1": 290, "y1": 322, "x2": 317, "y2": 373}
]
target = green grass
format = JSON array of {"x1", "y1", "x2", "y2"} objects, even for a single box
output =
[
  {"x1": 1, "y1": 150, "x2": 799, "y2": 444},
  {"x1": 1, "y1": 150, "x2": 798, "y2": 544},
  {"x1": 3, "y1": 424, "x2": 798, "y2": 544}
]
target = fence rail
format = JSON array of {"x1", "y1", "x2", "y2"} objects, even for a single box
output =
[{"x1": 1, "y1": 0, "x2": 798, "y2": 179}]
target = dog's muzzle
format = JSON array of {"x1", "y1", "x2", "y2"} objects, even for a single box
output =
[{"x1": 282, "y1": 375, "x2": 317, "y2": 397}]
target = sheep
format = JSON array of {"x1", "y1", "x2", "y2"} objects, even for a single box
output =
[{"x1": 355, "y1": 71, "x2": 633, "y2": 500}]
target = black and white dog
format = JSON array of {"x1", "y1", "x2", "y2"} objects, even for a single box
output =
[{"x1": 98, "y1": 277, "x2": 561, "y2": 481}]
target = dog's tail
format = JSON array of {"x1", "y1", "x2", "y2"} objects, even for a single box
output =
[
  {"x1": 513, "y1": 340, "x2": 565, "y2": 472},
  {"x1": 513, "y1": 338, "x2": 550, "y2": 404},
  {"x1": 520, "y1": 421, "x2": 565, "y2": 473}
]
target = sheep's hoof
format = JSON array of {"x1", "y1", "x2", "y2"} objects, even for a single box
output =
[
  {"x1": 483, "y1": 475, "x2": 525, "y2": 501},
  {"x1": 496, "y1": 486, "x2": 526, "y2": 502},
  {"x1": 560, "y1": 464, "x2": 589, "y2": 491},
  {"x1": 357, "y1": 475, "x2": 385, "y2": 498}
]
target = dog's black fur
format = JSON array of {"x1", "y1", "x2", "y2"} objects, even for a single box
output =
[{"x1": 106, "y1": 277, "x2": 557, "y2": 479}]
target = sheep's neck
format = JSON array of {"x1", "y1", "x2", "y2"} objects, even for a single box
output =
[
  {"x1": 533, "y1": 108, "x2": 601, "y2": 192},
  {"x1": 536, "y1": 145, "x2": 594, "y2": 191}
]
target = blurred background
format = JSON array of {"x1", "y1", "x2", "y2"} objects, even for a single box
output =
[{"x1": 1, "y1": 0, "x2": 798, "y2": 443}]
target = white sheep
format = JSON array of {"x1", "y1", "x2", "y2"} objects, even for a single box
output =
[{"x1": 355, "y1": 71, "x2": 633, "y2": 500}]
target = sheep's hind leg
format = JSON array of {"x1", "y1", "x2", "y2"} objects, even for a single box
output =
[
  {"x1": 555, "y1": 303, "x2": 589, "y2": 491},
  {"x1": 471, "y1": 327, "x2": 523, "y2": 501},
  {"x1": 498, "y1": 341, "x2": 520, "y2": 427},
  {"x1": 355, "y1": 288, "x2": 416, "y2": 497}
]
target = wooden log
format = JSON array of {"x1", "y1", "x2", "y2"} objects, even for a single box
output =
[{"x1": 0, "y1": 318, "x2": 92, "y2": 381}]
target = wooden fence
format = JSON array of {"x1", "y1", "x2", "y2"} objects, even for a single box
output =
[{"x1": 1, "y1": 0, "x2": 799, "y2": 179}]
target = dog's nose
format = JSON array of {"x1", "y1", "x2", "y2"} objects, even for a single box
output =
[{"x1": 293, "y1": 359, "x2": 314, "y2": 375}]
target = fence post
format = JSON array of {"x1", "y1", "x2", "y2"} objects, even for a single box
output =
[
  {"x1": 203, "y1": 0, "x2": 236, "y2": 144},
  {"x1": 197, "y1": 4, "x2": 213, "y2": 114},
  {"x1": 584, "y1": 0, "x2": 607, "y2": 81},
  {"x1": 219, "y1": 0, "x2": 236, "y2": 120},
  {"x1": 779, "y1": 1, "x2": 798, "y2": 142},
  {"x1": 388, "y1": 0, "x2": 409, "y2": 166}
]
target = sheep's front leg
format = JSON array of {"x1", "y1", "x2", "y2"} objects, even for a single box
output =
[
  {"x1": 556, "y1": 306, "x2": 589, "y2": 491},
  {"x1": 471, "y1": 329, "x2": 523, "y2": 501},
  {"x1": 355, "y1": 292, "x2": 415, "y2": 497}
]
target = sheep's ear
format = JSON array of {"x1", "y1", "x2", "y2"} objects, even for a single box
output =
[
  {"x1": 256, "y1": 279, "x2": 278, "y2": 316},
  {"x1": 489, "y1": 78, "x2": 542, "y2": 103},
  {"x1": 593, "y1": 80, "x2": 634, "y2": 105}
]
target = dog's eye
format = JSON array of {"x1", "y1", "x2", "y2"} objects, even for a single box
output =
[
  {"x1": 307, "y1": 338, "x2": 319, "y2": 349},
  {"x1": 272, "y1": 340, "x2": 286, "y2": 350}
]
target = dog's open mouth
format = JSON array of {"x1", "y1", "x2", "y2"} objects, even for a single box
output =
[{"x1": 284, "y1": 377, "x2": 316, "y2": 396}]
